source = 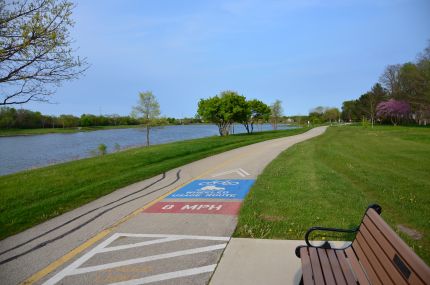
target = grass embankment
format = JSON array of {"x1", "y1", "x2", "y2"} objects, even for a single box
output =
[
  {"x1": 0, "y1": 125, "x2": 142, "y2": 136},
  {"x1": 0, "y1": 128, "x2": 306, "y2": 240},
  {"x1": 235, "y1": 126, "x2": 430, "y2": 264}
]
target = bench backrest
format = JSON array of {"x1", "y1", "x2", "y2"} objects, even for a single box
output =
[{"x1": 351, "y1": 207, "x2": 430, "y2": 285}]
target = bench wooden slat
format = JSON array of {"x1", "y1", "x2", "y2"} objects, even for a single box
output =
[
  {"x1": 309, "y1": 247, "x2": 325, "y2": 285},
  {"x1": 335, "y1": 250, "x2": 358, "y2": 285},
  {"x1": 300, "y1": 247, "x2": 315, "y2": 285},
  {"x1": 363, "y1": 217, "x2": 425, "y2": 285},
  {"x1": 345, "y1": 247, "x2": 371, "y2": 285},
  {"x1": 352, "y1": 240, "x2": 382, "y2": 285},
  {"x1": 361, "y1": 220, "x2": 408, "y2": 285},
  {"x1": 317, "y1": 248, "x2": 336, "y2": 285},
  {"x1": 326, "y1": 249, "x2": 347, "y2": 285},
  {"x1": 367, "y1": 210, "x2": 430, "y2": 284},
  {"x1": 356, "y1": 232, "x2": 394, "y2": 284}
]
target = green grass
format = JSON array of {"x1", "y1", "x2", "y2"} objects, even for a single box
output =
[
  {"x1": 0, "y1": 125, "x2": 142, "y2": 136},
  {"x1": 234, "y1": 125, "x2": 430, "y2": 264},
  {"x1": 0, "y1": 127, "x2": 306, "y2": 240}
]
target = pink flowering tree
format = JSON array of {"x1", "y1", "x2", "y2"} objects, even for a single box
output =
[{"x1": 376, "y1": 99, "x2": 410, "y2": 125}]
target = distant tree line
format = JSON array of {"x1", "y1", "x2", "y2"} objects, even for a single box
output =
[
  {"x1": 341, "y1": 43, "x2": 430, "y2": 126},
  {"x1": 0, "y1": 107, "x2": 202, "y2": 129},
  {"x1": 308, "y1": 106, "x2": 341, "y2": 124}
]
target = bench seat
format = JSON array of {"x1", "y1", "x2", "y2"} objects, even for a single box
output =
[{"x1": 296, "y1": 204, "x2": 430, "y2": 285}]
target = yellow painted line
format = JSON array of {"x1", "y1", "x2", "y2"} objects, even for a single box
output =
[
  {"x1": 21, "y1": 149, "x2": 252, "y2": 285},
  {"x1": 21, "y1": 229, "x2": 110, "y2": 285}
]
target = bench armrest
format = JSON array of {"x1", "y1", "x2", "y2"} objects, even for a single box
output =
[
  {"x1": 295, "y1": 205, "x2": 382, "y2": 258},
  {"x1": 295, "y1": 226, "x2": 358, "y2": 257},
  {"x1": 304, "y1": 226, "x2": 358, "y2": 247}
]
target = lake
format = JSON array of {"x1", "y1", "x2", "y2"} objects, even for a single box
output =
[{"x1": 0, "y1": 124, "x2": 295, "y2": 176}]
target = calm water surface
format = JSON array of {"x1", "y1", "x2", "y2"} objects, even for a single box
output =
[{"x1": 0, "y1": 124, "x2": 294, "y2": 176}]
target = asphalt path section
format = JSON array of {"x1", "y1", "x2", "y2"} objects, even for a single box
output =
[{"x1": 0, "y1": 126, "x2": 327, "y2": 285}]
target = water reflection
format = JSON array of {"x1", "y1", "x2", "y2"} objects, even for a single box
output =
[{"x1": 0, "y1": 124, "x2": 294, "y2": 176}]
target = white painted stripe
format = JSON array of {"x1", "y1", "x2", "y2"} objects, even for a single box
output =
[
  {"x1": 211, "y1": 169, "x2": 237, "y2": 177},
  {"x1": 99, "y1": 237, "x2": 181, "y2": 253},
  {"x1": 42, "y1": 233, "x2": 121, "y2": 285},
  {"x1": 115, "y1": 233, "x2": 230, "y2": 241},
  {"x1": 211, "y1": 168, "x2": 250, "y2": 177},
  {"x1": 70, "y1": 243, "x2": 227, "y2": 275},
  {"x1": 239, "y1": 168, "x2": 250, "y2": 176},
  {"x1": 107, "y1": 264, "x2": 217, "y2": 285}
]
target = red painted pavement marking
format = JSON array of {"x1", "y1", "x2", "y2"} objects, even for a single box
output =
[{"x1": 143, "y1": 201, "x2": 242, "y2": 215}]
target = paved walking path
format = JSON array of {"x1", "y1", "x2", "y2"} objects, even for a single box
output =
[{"x1": 0, "y1": 126, "x2": 327, "y2": 285}]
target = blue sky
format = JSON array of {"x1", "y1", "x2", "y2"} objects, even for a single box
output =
[{"x1": 25, "y1": 0, "x2": 430, "y2": 117}]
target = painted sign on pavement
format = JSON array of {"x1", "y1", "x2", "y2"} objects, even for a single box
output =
[
  {"x1": 165, "y1": 179, "x2": 255, "y2": 200},
  {"x1": 143, "y1": 201, "x2": 242, "y2": 215}
]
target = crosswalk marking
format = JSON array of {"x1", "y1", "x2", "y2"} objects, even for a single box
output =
[
  {"x1": 100, "y1": 237, "x2": 181, "y2": 253},
  {"x1": 42, "y1": 233, "x2": 229, "y2": 285},
  {"x1": 107, "y1": 265, "x2": 217, "y2": 285},
  {"x1": 71, "y1": 244, "x2": 227, "y2": 275}
]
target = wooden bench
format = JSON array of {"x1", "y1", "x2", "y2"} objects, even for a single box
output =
[{"x1": 295, "y1": 204, "x2": 430, "y2": 285}]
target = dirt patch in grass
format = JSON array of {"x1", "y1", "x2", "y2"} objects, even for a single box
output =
[
  {"x1": 397, "y1": 224, "x2": 423, "y2": 240},
  {"x1": 259, "y1": 214, "x2": 285, "y2": 222}
]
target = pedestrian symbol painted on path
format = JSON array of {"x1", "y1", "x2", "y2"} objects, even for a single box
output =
[{"x1": 166, "y1": 180, "x2": 254, "y2": 200}]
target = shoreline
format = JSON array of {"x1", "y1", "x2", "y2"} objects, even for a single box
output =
[
  {"x1": 0, "y1": 124, "x2": 150, "y2": 137},
  {"x1": 0, "y1": 123, "x2": 301, "y2": 137}
]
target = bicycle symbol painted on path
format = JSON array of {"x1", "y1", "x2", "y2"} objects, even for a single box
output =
[
  {"x1": 166, "y1": 179, "x2": 255, "y2": 200},
  {"x1": 198, "y1": 180, "x2": 239, "y2": 186}
]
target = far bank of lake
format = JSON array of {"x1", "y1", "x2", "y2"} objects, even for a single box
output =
[
  {"x1": 0, "y1": 123, "x2": 295, "y2": 176},
  {"x1": 0, "y1": 125, "x2": 142, "y2": 137}
]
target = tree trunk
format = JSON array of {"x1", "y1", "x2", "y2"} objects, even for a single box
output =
[
  {"x1": 146, "y1": 124, "x2": 150, "y2": 146},
  {"x1": 243, "y1": 122, "x2": 250, "y2": 134},
  {"x1": 217, "y1": 123, "x2": 223, "y2": 136}
]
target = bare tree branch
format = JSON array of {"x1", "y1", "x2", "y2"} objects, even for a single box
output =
[{"x1": 0, "y1": 0, "x2": 88, "y2": 105}]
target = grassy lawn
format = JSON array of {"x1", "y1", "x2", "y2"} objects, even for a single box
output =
[
  {"x1": 0, "y1": 127, "x2": 306, "y2": 240},
  {"x1": 0, "y1": 125, "x2": 142, "y2": 136},
  {"x1": 234, "y1": 125, "x2": 430, "y2": 264}
]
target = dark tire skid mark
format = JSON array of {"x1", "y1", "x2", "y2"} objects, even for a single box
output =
[{"x1": 0, "y1": 170, "x2": 181, "y2": 265}]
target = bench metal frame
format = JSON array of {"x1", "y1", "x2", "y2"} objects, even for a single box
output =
[
  {"x1": 295, "y1": 204, "x2": 430, "y2": 285},
  {"x1": 295, "y1": 204, "x2": 381, "y2": 258}
]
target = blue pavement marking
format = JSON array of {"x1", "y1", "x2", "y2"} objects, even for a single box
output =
[{"x1": 165, "y1": 179, "x2": 255, "y2": 200}]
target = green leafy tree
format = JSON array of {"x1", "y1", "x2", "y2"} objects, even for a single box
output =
[
  {"x1": 270, "y1": 100, "x2": 283, "y2": 130},
  {"x1": 357, "y1": 83, "x2": 387, "y2": 127},
  {"x1": 0, "y1": 0, "x2": 88, "y2": 105},
  {"x1": 59, "y1": 114, "x2": 79, "y2": 128},
  {"x1": 80, "y1": 114, "x2": 96, "y2": 127},
  {"x1": 323, "y1": 108, "x2": 340, "y2": 124},
  {"x1": 309, "y1": 106, "x2": 325, "y2": 124},
  {"x1": 197, "y1": 91, "x2": 249, "y2": 136},
  {"x1": 341, "y1": 100, "x2": 359, "y2": 122},
  {"x1": 0, "y1": 107, "x2": 17, "y2": 128},
  {"x1": 132, "y1": 91, "x2": 160, "y2": 146},
  {"x1": 242, "y1": 99, "x2": 271, "y2": 133},
  {"x1": 97, "y1": 143, "x2": 107, "y2": 155},
  {"x1": 398, "y1": 62, "x2": 430, "y2": 124}
]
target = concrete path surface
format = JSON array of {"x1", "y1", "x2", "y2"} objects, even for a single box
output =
[
  {"x1": 0, "y1": 126, "x2": 327, "y2": 285},
  {"x1": 210, "y1": 239, "x2": 350, "y2": 285}
]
